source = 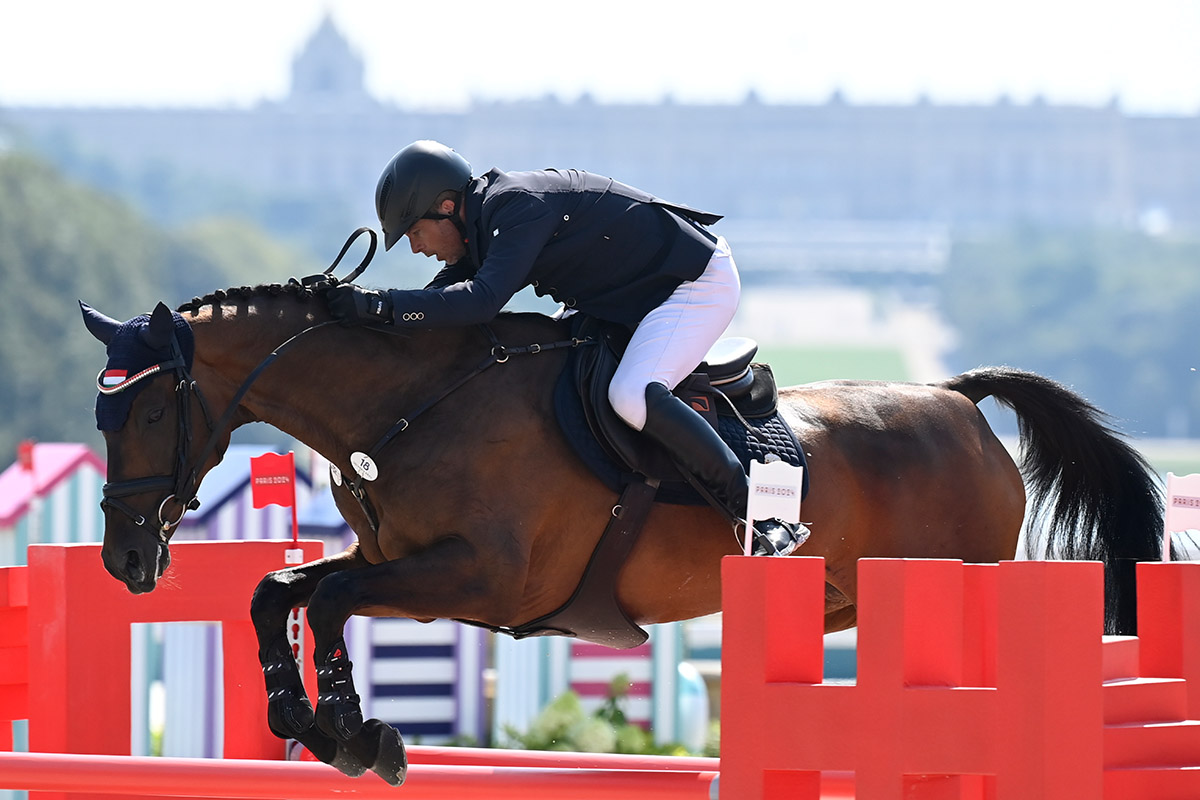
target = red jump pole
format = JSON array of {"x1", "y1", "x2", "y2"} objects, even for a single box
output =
[
  {"x1": 0, "y1": 751, "x2": 718, "y2": 800},
  {"x1": 406, "y1": 743, "x2": 718, "y2": 771}
]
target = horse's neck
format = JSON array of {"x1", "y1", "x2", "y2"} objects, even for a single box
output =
[
  {"x1": 190, "y1": 306, "x2": 562, "y2": 460},
  {"x1": 189, "y1": 303, "x2": 349, "y2": 455}
]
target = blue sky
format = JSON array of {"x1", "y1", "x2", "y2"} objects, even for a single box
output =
[{"x1": 2, "y1": 0, "x2": 1199, "y2": 113}]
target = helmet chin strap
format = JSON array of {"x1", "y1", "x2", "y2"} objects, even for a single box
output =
[{"x1": 421, "y1": 202, "x2": 470, "y2": 245}]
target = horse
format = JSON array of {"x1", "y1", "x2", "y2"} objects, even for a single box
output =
[{"x1": 80, "y1": 280, "x2": 1164, "y2": 786}]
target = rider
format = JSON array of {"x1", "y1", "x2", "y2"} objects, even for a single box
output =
[{"x1": 325, "y1": 140, "x2": 806, "y2": 557}]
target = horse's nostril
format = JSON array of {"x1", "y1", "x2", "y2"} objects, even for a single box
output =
[{"x1": 125, "y1": 550, "x2": 145, "y2": 584}]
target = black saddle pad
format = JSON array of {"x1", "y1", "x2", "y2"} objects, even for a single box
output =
[{"x1": 553, "y1": 317, "x2": 808, "y2": 505}]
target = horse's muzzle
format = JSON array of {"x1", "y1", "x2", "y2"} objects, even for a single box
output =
[{"x1": 104, "y1": 540, "x2": 170, "y2": 594}]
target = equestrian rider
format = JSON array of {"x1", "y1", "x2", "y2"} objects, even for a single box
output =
[{"x1": 325, "y1": 140, "x2": 805, "y2": 557}]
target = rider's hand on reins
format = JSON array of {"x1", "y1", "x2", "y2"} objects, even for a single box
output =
[{"x1": 326, "y1": 285, "x2": 393, "y2": 326}]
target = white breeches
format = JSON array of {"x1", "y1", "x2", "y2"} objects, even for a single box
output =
[{"x1": 608, "y1": 236, "x2": 740, "y2": 431}]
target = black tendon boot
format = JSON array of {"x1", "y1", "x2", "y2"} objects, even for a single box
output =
[{"x1": 641, "y1": 383, "x2": 809, "y2": 556}]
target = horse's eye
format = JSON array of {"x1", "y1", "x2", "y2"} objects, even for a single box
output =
[{"x1": 147, "y1": 407, "x2": 165, "y2": 423}]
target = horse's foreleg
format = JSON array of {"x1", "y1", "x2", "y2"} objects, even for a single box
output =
[
  {"x1": 249, "y1": 547, "x2": 369, "y2": 777},
  {"x1": 304, "y1": 534, "x2": 523, "y2": 787}
]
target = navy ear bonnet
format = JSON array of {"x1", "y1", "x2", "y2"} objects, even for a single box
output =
[{"x1": 79, "y1": 301, "x2": 195, "y2": 432}]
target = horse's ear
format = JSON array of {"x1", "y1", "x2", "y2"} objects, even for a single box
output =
[
  {"x1": 79, "y1": 300, "x2": 120, "y2": 346},
  {"x1": 141, "y1": 302, "x2": 175, "y2": 351}
]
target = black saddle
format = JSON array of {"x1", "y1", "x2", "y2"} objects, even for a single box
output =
[{"x1": 554, "y1": 315, "x2": 808, "y2": 504}]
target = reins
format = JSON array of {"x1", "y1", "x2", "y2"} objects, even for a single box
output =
[
  {"x1": 340, "y1": 325, "x2": 594, "y2": 533},
  {"x1": 101, "y1": 225, "x2": 596, "y2": 540}
]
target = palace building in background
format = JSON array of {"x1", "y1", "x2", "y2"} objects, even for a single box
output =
[{"x1": 4, "y1": 15, "x2": 1199, "y2": 288}]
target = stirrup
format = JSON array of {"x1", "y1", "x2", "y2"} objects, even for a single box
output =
[{"x1": 751, "y1": 518, "x2": 811, "y2": 557}]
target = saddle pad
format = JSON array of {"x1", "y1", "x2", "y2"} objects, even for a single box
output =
[{"x1": 553, "y1": 358, "x2": 808, "y2": 506}]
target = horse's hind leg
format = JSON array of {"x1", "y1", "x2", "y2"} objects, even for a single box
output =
[{"x1": 249, "y1": 547, "x2": 370, "y2": 778}]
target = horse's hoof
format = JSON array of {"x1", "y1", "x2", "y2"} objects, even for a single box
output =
[
  {"x1": 294, "y1": 738, "x2": 368, "y2": 778},
  {"x1": 365, "y1": 719, "x2": 407, "y2": 786},
  {"x1": 329, "y1": 745, "x2": 369, "y2": 779}
]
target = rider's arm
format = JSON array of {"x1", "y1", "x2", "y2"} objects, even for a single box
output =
[
  {"x1": 424, "y1": 262, "x2": 477, "y2": 291},
  {"x1": 386, "y1": 193, "x2": 559, "y2": 327}
]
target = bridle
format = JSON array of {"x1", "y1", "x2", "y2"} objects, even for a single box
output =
[
  {"x1": 98, "y1": 228, "x2": 377, "y2": 542},
  {"x1": 98, "y1": 330, "x2": 214, "y2": 540}
]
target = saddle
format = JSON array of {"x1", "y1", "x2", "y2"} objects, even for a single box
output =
[
  {"x1": 555, "y1": 314, "x2": 808, "y2": 504},
  {"x1": 480, "y1": 315, "x2": 808, "y2": 650}
]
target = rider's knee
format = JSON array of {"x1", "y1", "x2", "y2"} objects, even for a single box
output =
[{"x1": 608, "y1": 378, "x2": 659, "y2": 431}]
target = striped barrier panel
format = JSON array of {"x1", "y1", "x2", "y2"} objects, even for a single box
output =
[
  {"x1": 0, "y1": 443, "x2": 105, "y2": 566},
  {"x1": 363, "y1": 617, "x2": 486, "y2": 744}
]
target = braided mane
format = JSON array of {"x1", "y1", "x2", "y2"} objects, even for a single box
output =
[{"x1": 176, "y1": 278, "x2": 329, "y2": 315}]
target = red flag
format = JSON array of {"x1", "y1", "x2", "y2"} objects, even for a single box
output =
[{"x1": 250, "y1": 451, "x2": 296, "y2": 509}]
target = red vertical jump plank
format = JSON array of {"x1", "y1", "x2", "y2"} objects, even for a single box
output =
[
  {"x1": 854, "y1": 557, "x2": 921, "y2": 800},
  {"x1": 0, "y1": 565, "x2": 29, "y2": 752},
  {"x1": 27, "y1": 544, "x2": 130, "y2": 800},
  {"x1": 962, "y1": 563, "x2": 1000, "y2": 800},
  {"x1": 1137, "y1": 561, "x2": 1200, "y2": 720},
  {"x1": 994, "y1": 560, "x2": 1104, "y2": 800},
  {"x1": 858, "y1": 559, "x2": 992, "y2": 800},
  {"x1": 963, "y1": 563, "x2": 998, "y2": 688},
  {"x1": 721, "y1": 556, "x2": 826, "y2": 800},
  {"x1": 222, "y1": 618, "x2": 282, "y2": 760}
]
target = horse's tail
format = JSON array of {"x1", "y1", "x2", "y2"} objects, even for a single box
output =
[{"x1": 942, "y1": 366, "x2": 1164, "y2": 634}]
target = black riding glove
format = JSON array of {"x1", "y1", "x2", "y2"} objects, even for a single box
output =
[{"x1": 326, "y1": 285, "x2": 393, "y2": 326}]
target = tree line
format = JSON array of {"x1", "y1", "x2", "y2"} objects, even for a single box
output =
[
  {"x1": 938, "y1": 226, "x2": 1200, "y2": 438},
  {"x1": 0, "y1": 151, "x2": 318, "y2": 461},
  {"x1": 2, "y1": 145, "x2": 1197, "y2": 468}
]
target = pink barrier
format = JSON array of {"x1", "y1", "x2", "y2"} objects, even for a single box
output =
[
  {"x1": 720, "y1": 556, "x2": 1200, "y2": 800},
  {"x1": 0, "y1": 751, "x2": 717, "y2": 799}
]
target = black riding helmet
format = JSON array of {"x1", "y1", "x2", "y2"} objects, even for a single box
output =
[{"x1": 374, "y1": 140, "x2": 472, "y2": 250}]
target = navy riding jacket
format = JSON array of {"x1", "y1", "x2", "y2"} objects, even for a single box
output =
[{"x1": 384, "y1": 168, "x2": 722, "y2": 328}]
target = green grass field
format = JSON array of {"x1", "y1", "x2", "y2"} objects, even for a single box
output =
[{"x1": 753, "y1": 344, "x2": 911, "y2": 387}]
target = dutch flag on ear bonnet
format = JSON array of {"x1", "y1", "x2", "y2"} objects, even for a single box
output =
[{"x1": 79, "y1": 301, "x2": 195, "y2": 432}]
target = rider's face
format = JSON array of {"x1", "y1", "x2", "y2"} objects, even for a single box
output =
[{"x1": 405, "y1": 201, "x2": 467, "y2": 265}]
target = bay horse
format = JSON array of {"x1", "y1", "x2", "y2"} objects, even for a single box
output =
[{"x1": 80, "y1": 280, "x2": 1163, "y2": 785}]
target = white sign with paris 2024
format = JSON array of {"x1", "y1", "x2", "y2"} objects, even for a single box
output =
[{"x1": 744, "y1": 458, "x2": 804, "y2": 556}]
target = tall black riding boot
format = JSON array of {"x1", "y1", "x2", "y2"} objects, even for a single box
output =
[{"x1": 640, "y1": 383, "x2": 808, "y2": 557}]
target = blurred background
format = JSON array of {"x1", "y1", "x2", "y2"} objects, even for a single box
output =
[
  {"x1": 5, "y1": 0, "x2": 1200, "y2": 760},
  {"x1": 2, "y1": 0, "x2": 1199, "y2": 462}
]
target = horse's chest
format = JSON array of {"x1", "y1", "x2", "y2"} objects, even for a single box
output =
[{"x1": 355, "y1": 529, "x2": 387, "y2": 564}]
